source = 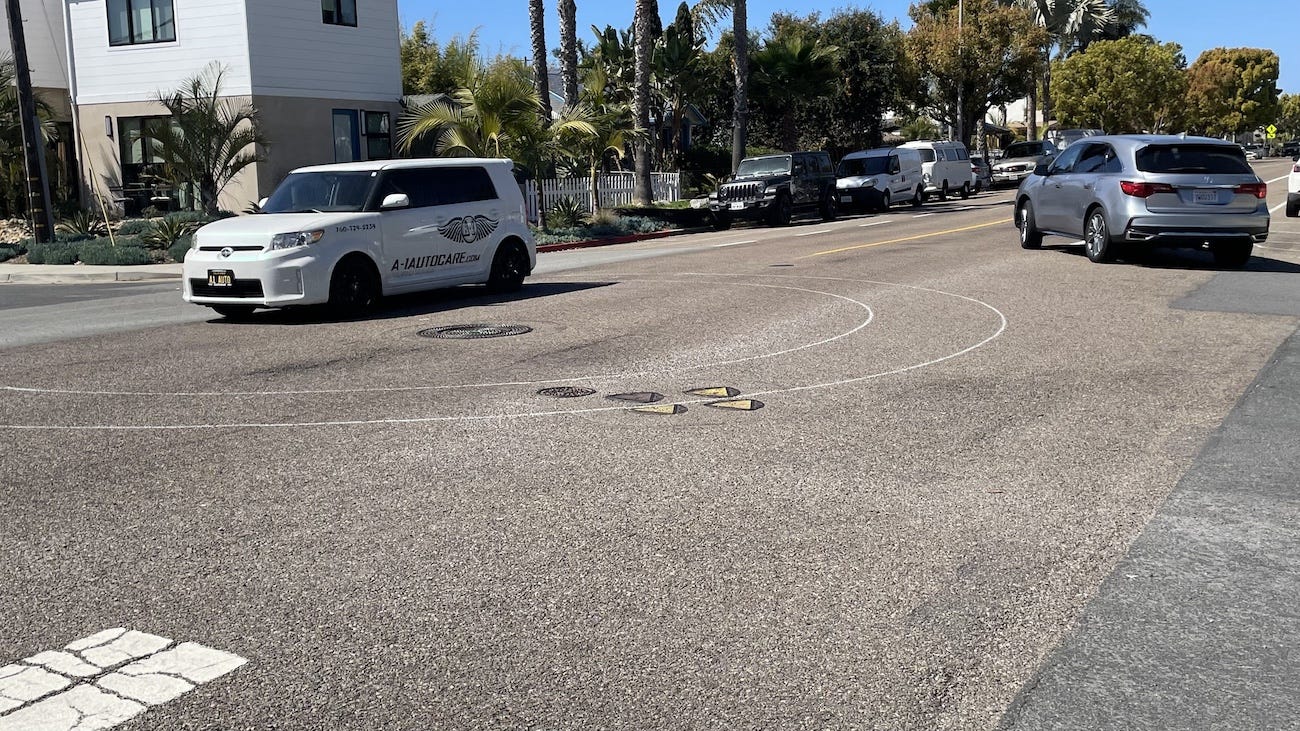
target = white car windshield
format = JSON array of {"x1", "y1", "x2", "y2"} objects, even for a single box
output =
[
  {"x1": 838, "y1": 157, "x2": 890, "y2": 177},
  {"x1": 260, "y1": 171, "x2": 378, "y2": 213},
  {"x1": 736, "y1": 156, "x2": 791, "y2": 177}
]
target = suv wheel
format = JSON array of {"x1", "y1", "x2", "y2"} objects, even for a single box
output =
[
  {"x1": 1083, "y1": 208, "x2": 1117, "y2": 263},
  {"x1": 912, "y1": 187, "x2": 924, "y2": 207},
  {"x1": 959, "y1": 182, "x2": 971, "y2": 199},
  {"x1": 768, "y1": 193, "x2": 792, "y2": 226},
  {"x1": 1287, "y1": 197, "x2": 1299, "y2": 218},
  {"x1": 712, "y1": 211, "x2": 732, "y2": 231},
  {"x1": 820, "y1": 194, "x2": 837, "y2": 221},
  {"x1": 328, "y1": 256, "x2": 381, "y2": 316},
  {"x1": 487, "y1": 242, "x2": 529, "y2": 293},
  {"x1": 938, "y1": 181, "x2": 949, "y2": 201},
  {"x1": 1212, "y1": 241, "x2": 1252, "y2": 269},
  {"x1": 878, "y1": 191, "x2": 891, "y2": 213},
  {"x1": 1018, "y1": 200, "x2": 1042, "y2": 249}
]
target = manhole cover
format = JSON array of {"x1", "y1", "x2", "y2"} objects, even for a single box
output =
[
  {"x1": 538, "y1": 386, "x2": 596, "y2": 398},
  {"x1": 419, "y1": 324, "x2": 533, "y2": 340}
]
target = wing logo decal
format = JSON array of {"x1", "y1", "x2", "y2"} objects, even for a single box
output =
[{"x1": 437, "y1": 215, "x2": 498, "y2": 244}]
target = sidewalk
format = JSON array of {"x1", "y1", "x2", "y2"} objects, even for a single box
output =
[{"x1": 0, "y1": 228, "x2": 704, "y2": 285}]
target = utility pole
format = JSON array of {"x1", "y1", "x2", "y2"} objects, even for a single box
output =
[
  {"x1": 6, "y1": 0, "x2": 55, "y2": 243},
  {"x1": 955, "y1": 0, "x2": 964, "y2": 146}
]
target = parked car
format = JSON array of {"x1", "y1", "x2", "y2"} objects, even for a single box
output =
[
  {"x1": 992, "y1": 139, "x2": 1060, "y2": 187},
  {"x1": 835, "y1": 147, "x2": 925, "y2": 211},
  {"x1": 710, "y1": 151, "x2": 838, "y2": 229},
  {"x1": 1242, "y1": 145, "x2": 1262, "y2": 160},
  {"x1": 1287, "y1": 155, "x2": 1300, "y2": 217},
  {"x1": 1014, "y1": 134, "x2": 1268, "y2": 267},
  {"x1": 899, "y1": 140, "x2": 974, "y2": 199},
  {"x1": 970, "y1": 154, "x2": 994, "y2": 193},
  {"x1": 1282, "y1": 140, "x2": 1300, "y2": 157},
  {"x1": 183, "y1": 158, "x2": 536, "y2": 318},
  {"x1": 1047, "y1": 128, "x2": 1104, "y2": 150}
]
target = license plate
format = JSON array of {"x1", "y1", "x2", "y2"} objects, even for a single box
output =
[
  {"x1": 729, "y1": 202, "x2": 745, "y2": 210},
  {"x1": 207, "y1": 270, "x2": 233, "y2": 287},
  {"x1": 1193, "y1": 189, "x2": 1220, "y2": 204},
  {"x1": 840, "y1": 195, "x2": 853, "y2": 204}
]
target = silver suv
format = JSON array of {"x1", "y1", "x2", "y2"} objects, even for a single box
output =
[
  {"x1": 1014, "y1": 135, "x2": 1269, "y2": 267},
  {"x1": 992, "y1": 140, "x2": 1059, "y2": 187}
]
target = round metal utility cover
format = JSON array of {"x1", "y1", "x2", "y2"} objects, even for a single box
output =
[
  {"x1": 538, "y1": 387, "x2": 597, "y2": 398},
  {"x1": 419, "y1": 324, "x2": 533, "y2": 340}
]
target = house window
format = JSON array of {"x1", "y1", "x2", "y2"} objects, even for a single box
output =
[
  {"x1": 332, "y1": 110, "x2": 360, "y2": 162},
  {"x1": 322, "y1": 0, "x2": 357, "y2": 26},
  {"x1": 363, "y1": 111, "x2": 391, "y2": 160},
  {"x1": 107, "y1": 0, "x2": 176, "y2": 46}
]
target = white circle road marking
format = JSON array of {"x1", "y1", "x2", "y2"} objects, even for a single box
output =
[
  {"x1": 0, "y1": 274, "x2": 1007, "y2": 430},
  {"x1": 1, "y1": 280, "x2": 872, "y2": 398}
]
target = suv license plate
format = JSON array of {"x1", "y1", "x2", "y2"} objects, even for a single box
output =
[
  {"x1": 207, "y1": 270, "x2": 234, "y2": 287},
  {"x1": 1193, "y1": 189, "x2": 1219, "y2": 204},
  {"x1": 840, "y1": 195, "x2": 853, "y2": 204}
]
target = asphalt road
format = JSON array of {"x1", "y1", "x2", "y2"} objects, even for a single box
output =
[{"x1": 1, "y1": 161, "x2": 1297, "y2": 730}]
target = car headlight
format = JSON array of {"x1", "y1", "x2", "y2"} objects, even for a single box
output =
[
  {"x1": 270, "y1": 230, "x2": 324, "y2": 251},
  {"x1": 923, "y1": 172, "x2": 932, "y2": 184},
  {"x1": 863, "y1": 177, "x2": 878, "y2": 188}
]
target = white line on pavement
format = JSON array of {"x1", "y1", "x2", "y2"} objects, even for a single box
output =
[
  {"x1": 713, "y1": 240, "x2": 755, "y2": 247},
  {"x1": 794, "y1": 230, "x2": 832, "y2": 237},
  {"x1": 0, "y1": 629, "x2": 246, "y2": 731},
  {"x1": 1264, "y1": 173, "x2": 1291, "y2": 184},
  {"x1": 1269, "y1": 201, "x2": 1288, "y2": 214},
  {"x1": 913, "y1": 213, "x2": 934, "y2": 218},
  {"x1": 858, "y1": 221, "x2": 890, "y2": 227}
]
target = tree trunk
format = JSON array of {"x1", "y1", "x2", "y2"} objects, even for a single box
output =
[
  {"x1": 731, "y1": 0, "x2": 748, "y2": 173},
  {"x1": 529, "y1": 0, "x2": 552, "y2": 124},
  {"x1": 632, "y1": 0, "x2": 653, "y2": 205},
  {"x1": 1040, "y1": 60, "x2": 1053, "y2": 137},
  {"x1": 1026, "y1": 63, "x2": 1039, "y2": 141},
  {"x1": 558, "y1": 0, "x2": 578, "y2": 108},
  {"x1": 590, "y1": 163, "x2": 601, "y2": 213}
]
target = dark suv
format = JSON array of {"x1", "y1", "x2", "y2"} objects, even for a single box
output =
[{"x1": 710, "y1": 151, "x2": 838, "y2": 229}]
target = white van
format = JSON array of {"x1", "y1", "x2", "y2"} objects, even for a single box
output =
[
  {"x1": 899, "y1": 140, "x2": 973, "y2": 200},
  {"x1": 835, "y1": 147, "x2": 925, "y2": 211},
  {"x1": 182, "y1": 158, "x2": 536, "y2": 319}
]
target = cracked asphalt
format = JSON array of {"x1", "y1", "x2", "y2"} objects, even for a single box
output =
[{"x1": 2, "y1": 162, "x2": 1298, "y2": 729}]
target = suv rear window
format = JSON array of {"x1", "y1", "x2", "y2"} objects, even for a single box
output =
[
  {"x1": 1135, "y1": 145, "x2": 1252, "y2": 174},
  {"x1": 917, "y1": 149, "x2": 936, "y2": 163}
]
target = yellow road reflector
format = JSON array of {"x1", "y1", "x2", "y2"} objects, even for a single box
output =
[
  {"x1": 707, "y1": 399, "x2": 764, "y2": 411},
  {"x1": 686, "y1": 386, "x2": 741, "y2": 398},
  {"x1": 607, "y1": 391, "x2": 664, "y2": 404},
  {"x1": 632, "y1": 404, "x2": 687, "y2": 415}
]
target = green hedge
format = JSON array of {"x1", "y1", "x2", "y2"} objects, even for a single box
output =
[
  {"x1": 76, "y1": 237, "x2": 150, "y2": 266},
  {"x1": 0, "y1": 243, "x2": 23, "y2": 263},
  {"x1": 26, "y1": 241, "x2": 80, "y2": 264},
  {"x1": 116, "y1": 219, "x2": 152, "y2": 235},
  {"x1": 168, "y1": 235, "x2": 193, "y2": 263}
]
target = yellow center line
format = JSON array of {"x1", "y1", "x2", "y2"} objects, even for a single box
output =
[{"x1": 800, "y1": 218, "x2": 1007, "y2": 258}]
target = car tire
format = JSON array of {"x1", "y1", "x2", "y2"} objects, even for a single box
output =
[
  {"x1": 768, "y1": 193, "x2": 792, "y2": 226},
  {"x1": 328, "y1": 255, "x2": 381, "y2": 316},
  {"x1": 487, "y1": 241, "x2": 529, "y2": 293},
  {"x1": 712, "y1": 212, "x2": 732, "y2": 231},
  {"x1": 210, "y1": 304, "x2": 256, "y2": 320},
  {"x1": 820, "y1": 194, "x2": 837, "y2": 221},
  {"x1": 1083, "y1": 208, "x2": 1117, "y2": 263},
  {"x1": 959, "y1": 182, "x2": 971, "y2": 199},
  {"x1": 1212, "y1": 241, "x2": 1252, "y2": 269},
  {"x1": 1017, "y1": 200, "x2": 1043, "y2": 249},
  {"x1": 1287, "y1": 197, "x2": 1300, "y2": 218},
  {"x1": 912, "y1": 186, "x2": 924, "y2": 207},
  {"x1": 878, "y1": 191, "x2": 891, "y2": 213},
  {"x1": 938, "y1": 181, "x2": 949, "y2": 201}
]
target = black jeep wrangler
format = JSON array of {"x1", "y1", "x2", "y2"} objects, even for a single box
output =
[{"x1": 709, "y1": 151, "x2": 838, "y2": 229}]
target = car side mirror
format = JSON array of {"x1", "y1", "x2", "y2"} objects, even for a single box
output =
[
  {"x1": 381, "y1": 193, "x2": 410, "y2": 210},
  {"x1": 1034, "y1": 162, "x2": 1051, "y2": 176}
]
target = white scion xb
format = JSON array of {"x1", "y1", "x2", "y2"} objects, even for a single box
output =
[{"x1": 182, "y1": 158, "x2": 536, "y2": 318}]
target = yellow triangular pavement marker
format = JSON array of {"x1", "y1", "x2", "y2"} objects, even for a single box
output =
[
  {"x1": 708, "y1": 399, "x2": 764, "y2": 411},
  {"x1": 686, "y1": 387, "x2": 740, "y2": 398},
  {"x1": 632, "y1": 404, "x2": 687, "y2": 415}
]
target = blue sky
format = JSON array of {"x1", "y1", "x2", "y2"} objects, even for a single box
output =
[{"x1": 396, "y1": 0, "x2": 1297, "y2": 95}]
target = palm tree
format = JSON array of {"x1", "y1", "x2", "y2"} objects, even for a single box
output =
[
  {"x1": 559, "y1": 0, "x2": 580, "y2": 108},
  {"x1": 145, "y1": 63, "x2": 268, "y2": 214},
  {"x1": 554, "y1": 67, "x2": 641, "y2": 211},
  {"x1": 632, "y1": 0, "x2": 654, "y2": 204},
  {"x1": 691, "y1": 0, "x2": 750, "y2": 172},
  {"x1": 1096, "y1": 0, "x2": 1149, "y2": 43},
  {"x1": 0, "y1": 57, "x2": 59, "y2": 219},
  {"x1": 751, "y1": 32, "x2": 839, "y2": 151},
  {"x1": 655, "y1": 3, "x2": 704, "y2": 171},
  {"x1": 1015, "y1": 0, "x2": 1114, "y2": 138},
  {"x1": 529, "y1": 0, "x2": 553, "y2": 124},
  {"x1": 396, "y1": 58, "x2": 547, "y2": 159}
]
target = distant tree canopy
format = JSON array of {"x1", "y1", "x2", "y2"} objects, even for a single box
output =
[
  {"x1": 1185, "y1": 47, "x2": 1281, "y2": 137},
  {"x1": 1052, "y1": 37, "x2": 1187, "y2": 134}
]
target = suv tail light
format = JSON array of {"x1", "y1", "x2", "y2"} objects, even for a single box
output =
[
  {"x1": 1120, "y1": 180, "x2": 1175, "y2": 198},
  {"x1": 1233, "y1": 182, "x2": 1267, "y2": 199},
  {"x1": 1293, "y1": 162, "x2": 1300, "y2": 173}
]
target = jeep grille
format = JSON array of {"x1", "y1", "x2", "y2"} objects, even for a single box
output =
[{"x1": 719, "y1": 181, "x2": 765, "y2": 203}]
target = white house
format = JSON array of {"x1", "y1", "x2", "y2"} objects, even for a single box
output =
[{"x1": 17, "y1": 0, "x2": 403, "y2": 213}]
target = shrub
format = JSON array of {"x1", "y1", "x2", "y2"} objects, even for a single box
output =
[
  {"x1": 164, "y1": 211, "x2": 210, "y2": 226},
  {"x1": 140, "y1": 205, "x2": 163, "y2": 219},
  {"x1": 168, "y1": 235, "x2": 193, "y2": 263},
  {"x1": 76, "y1": 237, "x2": 150, "y2": 265},
  {"x1": 26, "y1": 241, "x2": 79, "y2": 264},
  {"x1": 0, "y1": 243, "x2": 23, "y2": 262},
  {"x1": 56, "y1": 210, "x2": 111, "y2": 240},
  {"x1": 141, "y1": 216, "x2": 199, "y2": 250},
  {"x1": 545, "y1": 196, "x2": 585, "y2": 229},
  {"x1": 116, "y1": 218, "x2": 152, "y2": 235}
]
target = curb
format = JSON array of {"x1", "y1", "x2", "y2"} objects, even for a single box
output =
[
  {"x1": 0, "y1": 270, "x2": 181, "y2": 284},
  {"x1": 536, "y1": 226, "x2": 708, "y2": 253}
]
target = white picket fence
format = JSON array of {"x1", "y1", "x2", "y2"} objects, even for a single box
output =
[{"x1": 522, "y1": 172, "x2": 682, "y2": 224}]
